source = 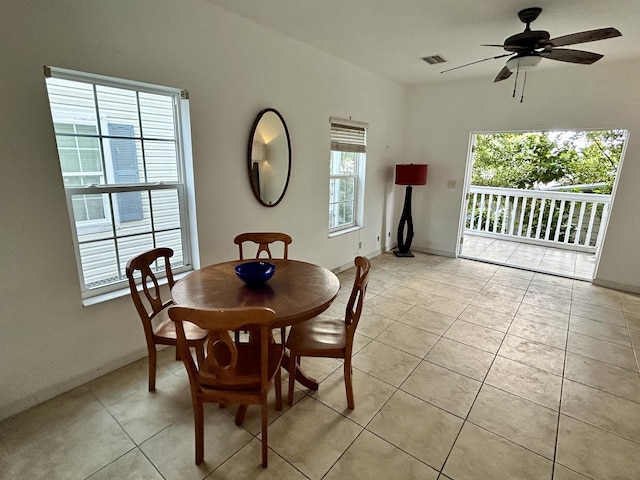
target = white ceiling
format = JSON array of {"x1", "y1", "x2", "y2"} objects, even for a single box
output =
[{"x1": 205, "y1": 0, "x2": 640, "y2": 86}]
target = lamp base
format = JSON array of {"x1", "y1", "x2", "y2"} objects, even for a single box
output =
[{"x1": 393, "y1": 250, "x2": 414, "y2": 258}]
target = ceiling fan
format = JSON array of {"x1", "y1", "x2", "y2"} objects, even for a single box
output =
[{"x1": 442, "y1": 7, "x2": 621, "y2": 92}]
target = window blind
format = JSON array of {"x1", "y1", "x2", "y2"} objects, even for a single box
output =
[{"x1": 330, "y1": 119, "x2": 367, "y2": 153}]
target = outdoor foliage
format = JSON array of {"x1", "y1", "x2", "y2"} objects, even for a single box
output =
[{"x1": 472, "y1": 130, "x2": 626, "y2": 194}]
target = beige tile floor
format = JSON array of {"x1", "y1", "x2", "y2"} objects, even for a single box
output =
[
  {"x1": 2, "y1": 252, "x2": 640, "y2": 479},
  {"x1": 459, "y1": 233, "x2": 597, "y2": 281}
]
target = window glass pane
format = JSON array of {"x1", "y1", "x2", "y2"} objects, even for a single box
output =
[
  {"x1": 76, "y1": 125, "x2": 98, "y2": 135},
  {"x1": 102, "y1": 137, "x2": 143, "y2": 184},
  {"x1": 56, "y1": 135, "x2": 78, "y2": 148},
  {"x1": 72, "y1": 193, "x2": 112, "y2": 241},
  {"x1": 59, "y1": 148, "x2": 81, "y2": 172},
  {"x1": 152, "y1": 189, "x2": 181, "y2": 230},
  {"x1": 56, "y1": 124, "x2": 103, "y2": 177},
  {"x1": 116, "y1": 234, "x2": 155, "y2": 278},
  {"x1": 339, "y1": 203, "x2": 346, "y2": 224},
  {"x1": 79, "y1": 240, "x2": 119, "y2": 288},
  {"x1": 342, "y1": 178, "x2": 355, "y2": 203},
  {"x1": 139, "y1": 92, "x2": 176, "y2": 140},
  {"x1": 55, "y1": 123, "x2": 76, "y2": 134},
  {"x1": 77, "y1": 136, "x2": 99, "y2": 149},
  {"x1": 47, "y1": 79, "x2": 99, "y2": 132},
  {"x1": 155, "y1": 230, "x2": 184, "y2": 266},
  {"x1": 330, "y1": 151, "x2": 357, "y2": 175},
  {"x1": 95, "y1": 86, "x2": 141, "y2": 137},
  {"x1": 71, "y1": 193, "x2": 107, "y2": 223},
  {"x1": 145, "y1": 140, "x2": 179, "y2": 182},
  {"x1": 80, "y1": 149, "x2": 102, "y2": 173},
  {"x1": 113, "y1": 191, "x2": 150, "y2": 234}
]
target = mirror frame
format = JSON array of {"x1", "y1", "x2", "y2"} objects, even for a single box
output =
[{"x1": 247, "y1": 108, "x2": 292, "y2": 207}]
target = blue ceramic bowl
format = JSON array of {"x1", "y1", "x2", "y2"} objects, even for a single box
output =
[{"x1": 234, "y1": 261, "x2": 276, "y2": 285}]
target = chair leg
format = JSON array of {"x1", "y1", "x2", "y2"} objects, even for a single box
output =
[
  {"x1": 261, "y1": 401, "x2": 268, "y2": 467},
  {"x1": 287, "y1": 354, "x2": 296, "y2": 405},
  {"x1": 275, "y1": 366, "x2": 282, "y2": 411},
  {"x1": 344, "y1": 357, "x2": 354, "y2": 410},
  {"x1": 148, "y1": 347, "x2": 157, "y2": 392},
  {"x1": 194, "y1": 399, "x2": 204, "y2": 465},
  {"x1": 235, "y1": 405, "x2": 248, "y2": 426}
]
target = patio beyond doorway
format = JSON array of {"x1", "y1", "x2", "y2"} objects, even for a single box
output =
[{"x1": 459, "y1": 233, "x2": 596, "y2": 281}]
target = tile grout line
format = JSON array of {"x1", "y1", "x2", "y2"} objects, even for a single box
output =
[
  {"x1": 437, "y1": 267, "x2": 536, "y2": 476},
  {"x1": 549, "y1": 281, "x2": 574, "y2": 480}
]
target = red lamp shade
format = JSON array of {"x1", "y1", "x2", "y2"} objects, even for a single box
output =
[{"x1": 395, "y1": 164, "x2": 428, "y2": 186}]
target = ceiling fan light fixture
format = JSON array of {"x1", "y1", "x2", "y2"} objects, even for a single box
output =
[{"x1": 506, "y1": 55, "x2": 542, "y2": 72}]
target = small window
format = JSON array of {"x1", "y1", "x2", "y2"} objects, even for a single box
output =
[
  {"x1": 45, "y1": 67, "x2": 194, "y2": 301},
  {"x1": 329, "y1": 118, "x2": 367, "y2": 233}
]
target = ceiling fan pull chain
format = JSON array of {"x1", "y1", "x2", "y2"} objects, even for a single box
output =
[
  {"x1": 520, "y1": 71, "x2": 527, "y2": 103},
  {"x1": 512, "y1": 64, "x2": 520, "y2": 98}
]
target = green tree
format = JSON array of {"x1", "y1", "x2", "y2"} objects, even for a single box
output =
[
  {"x1": 559, "y1": 130, "x2": 626, "y2": 194},
  {"x1": 472, "y1": 130, "x2": 625, "y2": 192}
]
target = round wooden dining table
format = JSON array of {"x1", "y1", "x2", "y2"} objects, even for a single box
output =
[{"x1": 171, "y1": 258, "x2": 341, "y2": 390}]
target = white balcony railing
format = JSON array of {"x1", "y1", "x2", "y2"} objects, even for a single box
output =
[{"x1": 465, "y1": 186, "x2": 611, "y2": 253}]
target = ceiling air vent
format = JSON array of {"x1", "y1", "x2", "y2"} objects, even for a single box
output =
[{"x1": 421, "y1": 54, "x2": 447, "y2": 65}]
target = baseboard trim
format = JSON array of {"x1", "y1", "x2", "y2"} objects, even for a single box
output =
[
  {"x1": 0, "y1": 347, "x2": 149, "y2": 421},
  {"x1": 410, "y1": 246, "x2": 456, "y2": 258},
  {"x1": 592, "y1": 278, "x2": 640, "y2": 295},
  {"x1": 332, "y1": 249, "x2": 382, "y2": 275}
]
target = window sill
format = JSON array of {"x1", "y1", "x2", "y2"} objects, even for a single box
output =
[
  {"x1": 82, "y1": 270, "x2": 192, "y2": 307},
  {"x1": 328, "y1": 225, "x2": 363, "y2": 238}
]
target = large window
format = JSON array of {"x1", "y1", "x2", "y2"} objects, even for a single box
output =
[
  {"x1": 44, "y1": 67, "x2": 194, "y2": 301},
  {"x1": 329, "y1": 118, "x2": 367, "y2": 233}
]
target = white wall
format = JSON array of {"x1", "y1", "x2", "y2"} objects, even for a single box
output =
[
  {"x1": 0, "y1": 0, "x2": 405, "y2": 419},
  {"x1": 402, "y1": 60, "x2": 640, "y2": 291}
]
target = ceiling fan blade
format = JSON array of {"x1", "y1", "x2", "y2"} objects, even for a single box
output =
[
  {"x1": 494, "y1": 66, "x2": 512, "y2": 82},
  {"x1": 481, "y1": 44, "x2": 528, "y2": 50},
  {"x1": 440, "y1": 53, "x2": 512, "y2": 74},
  {"x1": 540, "y1": 48, "x2": 604, "y2": 64},
  {"x1": 549, "y1": 27, "x2": 621, "y2": 47}
]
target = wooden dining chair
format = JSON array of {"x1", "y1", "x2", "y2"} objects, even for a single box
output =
[
  {"x1": 125, "y1": 247, "x2": 207, "y2": 391},
  {"x1": 169, "y1": 306, "x2": 285, "y2": 468},
  {"x1": 286, "y1": 256, "x2": 371, "y2": 409},
  {"x1": 234, "y1": 232, "x2": 292, "y2": 260},
  {"x1": 232, "y1": 232, "x2": 292, "y2": 342}
]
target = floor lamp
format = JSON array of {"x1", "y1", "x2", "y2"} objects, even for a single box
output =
[{"x1": 394, "y1": 164, "x2": 428, "y2": 257}]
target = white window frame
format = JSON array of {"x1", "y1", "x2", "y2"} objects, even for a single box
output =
[
  {"x1": 45, "y1": 66, "x2": 196, "y2": 303},
  {"x1": 329, "y1": 118, "x2": 367, "y2": 234}
]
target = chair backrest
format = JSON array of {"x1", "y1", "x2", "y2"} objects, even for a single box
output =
[
  {"x1": 169, "y1": 306, "x2": 277, "y2": 390},
  {"x1": 344, "y1": 256, "x2": 371, "y2": 336},
  {"x1": 234, "y1": 232, "x2": 292, "y2": 260},
  {"x1": 126, "y1": 248, "x2": 176, "y2": 330}
]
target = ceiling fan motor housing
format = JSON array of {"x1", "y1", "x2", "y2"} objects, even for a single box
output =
[{"x1": 503, "y1": 30, "x2": 550, "y2": 52}]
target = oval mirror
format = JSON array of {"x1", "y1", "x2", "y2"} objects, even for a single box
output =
[{"x1": 247, "y1": 108, "x2": 291, "y2": 207}]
